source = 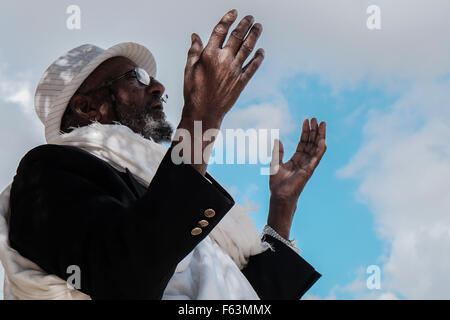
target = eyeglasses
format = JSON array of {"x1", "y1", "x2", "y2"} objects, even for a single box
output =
[{"x1": 79, "y1": 67, "x2": 168, "y2": 103}]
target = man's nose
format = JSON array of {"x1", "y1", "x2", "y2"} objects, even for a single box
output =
[{"x1": 147, "y1": 78, "x2": 165, "y2": 98}]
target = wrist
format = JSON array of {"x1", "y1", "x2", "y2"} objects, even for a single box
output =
[
  {"x1": 171, "y1": 108, "x2": 223, "y2": 176},
  {"x1": 266, "y1": 220, "x2": 291, "y2": 240},
  {"x1": 180, "y1": 106, "x2": 224, "y2": 130},
  {"x1": 267, "y1": 196, "x2": 297, "y2": 239}
]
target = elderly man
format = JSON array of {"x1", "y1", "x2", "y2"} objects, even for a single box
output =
[{"x1": 0, "y1": 10, "x2": 326, "y2": 299}]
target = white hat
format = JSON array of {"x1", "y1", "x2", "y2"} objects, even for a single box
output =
[{"x1": 34, "y1": 42, "x2": 157, "y2": 143}]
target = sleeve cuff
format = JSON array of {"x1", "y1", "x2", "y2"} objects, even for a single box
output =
[{"x1": 242, "y1": 234, "x2": 321, "y2": 300}]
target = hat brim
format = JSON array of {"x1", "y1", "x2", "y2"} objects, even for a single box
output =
[{"x1": 44, "y1": 42, "x2": 157, "y2": 143}]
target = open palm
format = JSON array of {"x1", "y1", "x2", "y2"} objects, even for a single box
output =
[{"x1": 270, "y1": 118, "x2": 327, "y2": 201}]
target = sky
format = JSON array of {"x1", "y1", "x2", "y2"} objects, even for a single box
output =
[{"x1": 0, "y1": 0, "x2": 450, "y2": 299}]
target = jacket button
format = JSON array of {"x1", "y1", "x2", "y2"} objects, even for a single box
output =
[
  {"x1": 198, "y1": 220, "x2": 209, "y2": 228},
  {"x1": 204, "y1": 208, "x2": 215, "y2": 218},
  {"x1": 191, "y1": 227, "x2": 202, "y2": 236}
]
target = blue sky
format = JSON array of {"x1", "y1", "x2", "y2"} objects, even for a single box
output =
[
  {"x1": 208, "y1": 74, "x2": 399, "y2": 299},
  {"x1": 1, "y1": 0, "x2": 450, "y2": 299}
]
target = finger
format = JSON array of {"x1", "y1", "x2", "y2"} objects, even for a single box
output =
[
  {"x1": 224, "y1": 15, "x2": 254, "y2": 54},
  {"x1": 235, "y1": 23, "x2": 263, "y2": 66},
  {"x1": 305, "y1": 118, "x2": 318, "y2": 154},
  {"x1": 186, "y1": 33, "x2": 204, "y2": 68},
  {"x1": 307, "y1": 138, "x2": 327, "y2": 171},
  {"x1": 240, "y1": 48, "x2": 265, "y2": 85},
  {"x1": 317, "y1": 137, "x2": 327, "y2": 158},
  {"x1": 296, "y1": 119, "x2": 310, "y2": 153},
  {"x1": 314, "y1": 121, "x2": 327, "y2": 160},
  {"x1": 206, "y1": 9, "x2": 238, "y2": 49},
  {"x1": 308, "y1": 118, "x2": 318, "y2": 144},
  {"x1": 317, "y1": 121, "x2": 326, "y2": 143},
  {"x1": 270, "y1": 138, "x2": 284, "y2": 167}
]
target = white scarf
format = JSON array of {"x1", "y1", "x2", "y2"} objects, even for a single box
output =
[{"x1": 0, "y1": 123, "x2": 267, "y2": 299}]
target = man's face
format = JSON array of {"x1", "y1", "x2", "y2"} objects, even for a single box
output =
[{"x1": 67, "y1": 56, "x2": 173, "y2": 143}]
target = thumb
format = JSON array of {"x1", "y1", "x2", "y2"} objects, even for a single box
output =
[
  {"x1": 270, "y1": 139, "x2": 284, "y2": 173},
  {"x1": 186, "y1": 33, "x2": 203, "y2": 67}
]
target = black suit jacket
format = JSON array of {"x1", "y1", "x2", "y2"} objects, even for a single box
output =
[{"x1": 8, "y1": 144, "x2": 321, "y2": 299}]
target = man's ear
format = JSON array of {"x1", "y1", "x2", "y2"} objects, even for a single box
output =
[{"x1": 69, "y1": 94, "x2": 102, "y2": 122}]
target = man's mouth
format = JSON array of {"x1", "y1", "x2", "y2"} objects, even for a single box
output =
[
  {"x1": 149, "y1": 102, "x2": 163, "y2": 111},
  {"x1": 145, "y1": 101, "x2": 165, "y2": 119}
]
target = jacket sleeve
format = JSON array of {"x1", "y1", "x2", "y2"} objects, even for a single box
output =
[
  {"x1": 241, "y1": 234, "x2": 321, "y2": 300},
  {"x1": 8, "y1": 144, "x2": 235, "y2": 299}
]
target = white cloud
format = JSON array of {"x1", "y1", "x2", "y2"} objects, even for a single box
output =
[
  {"x1": 303, "y1": 293, "x2": 323, "y2": 300},
  {"x1": 2, "y1": 0, "x2": 450, "y2": 119},
  {"x1": 377, "y1": 292, "x2": 398, "y2": 300},
  {"x1": 337, "y1": 80, "x2": 450, "y2": 299},
  {"x1": 206, "y1": 99, "x2": 296, "y2": 171},
  {"x1": 0, "y1": 0, "x2": 450, "y2": 300},
  {"x1": 323, "y1": 266, "x2": 399, "y2": 300},
  {"x1": 224, "y1": 99, "x2": 295, "y2": 134},
  {"x1": 0, "y1": 74, "x2": 33, "y2": 114},
  {"x1": 6, "y1": 88, "x2": 32, "y2": 113}
]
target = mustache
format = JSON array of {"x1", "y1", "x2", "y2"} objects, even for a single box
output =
[{"x1": 146, "y1": 95, "x2": 167, "y2": 109}]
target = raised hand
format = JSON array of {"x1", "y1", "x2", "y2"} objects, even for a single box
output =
[
  {"x1": 181, "y1": 9, "x2": 264, "y2": 125},
  {"x1": 174, "y1": 9, "x2": 265, "y2": 175},
  {"x1": 267, "y1": 118, "x2": 327, "y2": 239}
]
